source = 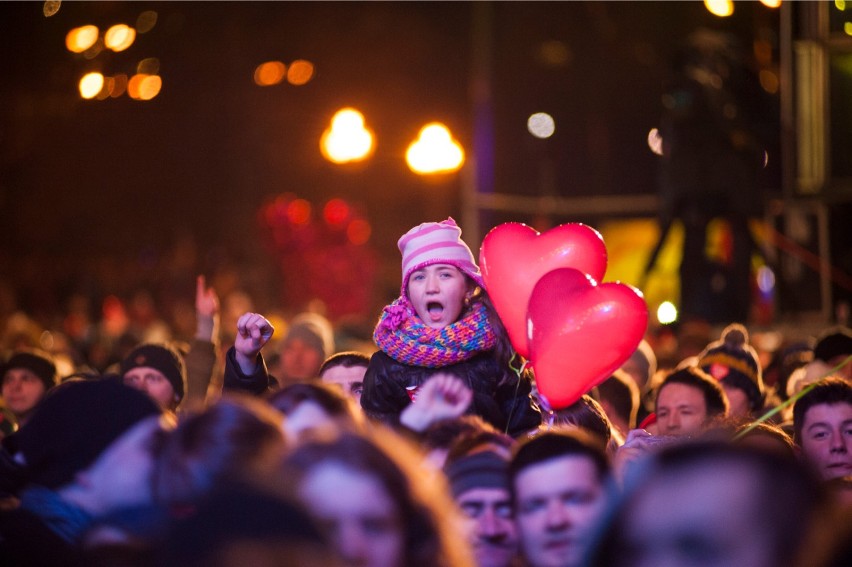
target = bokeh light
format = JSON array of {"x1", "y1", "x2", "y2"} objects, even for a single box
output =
[
  {"x1": 137, "y1": 58, "x2": 160, "y2": 75},
  {"x1": 647, "y1": 128, "x2": 664, "y2": 156},
  {"x1": 127, "y1": 74, "x2": 162, "y2": 100},
  {"x1": 79, "y1": 72, "x2": 104, "y2": 99},
  {"x1": 287, "y1": 199, "x2": 312, "y2": 225},
  {"x1": 323, "y1": 199, "x2": 351, "y2": 226},
  {"x1": 104, "y1": 24, "x2": 136, "y2": 52},
  {"x1": 759, "y1": 69, "x2": 779, "y2": 93},
  {"x1": 347, "y1": 219, "x2": 372, "y2": 245},
  {"x1": 759, "y1": 0, "x2": 782, "y2": 8},
  {"x1": 43, "y1": 1, "x2": 61, "y2": 17},
  {"x1": 111, "y1": 74, "x2": 128, "y2": 98},
  {"x1": 704, "y1": 0, "x2": 734, "y2": 17},
  {"x1": 320, "y1": 108, "x2": 374, "y2": 164},
  {"x1": 757, "y1": 265, "x2": 776, "y2": 294},
  {"x1": 406, "y1": 123, "x2": 465, "y2": 175},
  {"x1": 657, "y1": 301, "x2": 678, "y2": 325},
  {"x1": 136, "y1": 11, "x2": 158, "y2": 33},
  {"x1": 287, "y1": 59, "x2": 315, "y2": 85},
  {"x1": 66, "y1": 25, "x2": 99, "y2": 53},
  {"x1": 527, "y1": 112, "x2": 556, "y2": 139},
  {"x1": 254, "y1": 61, "x2": 286, "y2": 86}
]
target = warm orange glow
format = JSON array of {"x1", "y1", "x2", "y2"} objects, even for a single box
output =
[
  {"x1": 648, "y1": 128, "x2": 664, "y2": 156},
  {"x1": 254, "y1": 61, "x2": 286, "y2": 86},
  {"x1": 759, "y1": 69, "x2": 779, "y2": 93},
  {"x1": 287, "y1": 60, "x2": 314, "y2": 85},
  {"x1": 704, "y1": 0, "x2": 734, "y2": 17},
  {"x1": 406, "y1": 123, "x2": 465, "y2": 175},
  {"x1": 320, "y1": 108, "x2": 374, "y2": 164},
  {"x1": 104, "y1": 24, "x2": 136, "y2": 52},
  {"x1": 66, "y1": 25, "x2": 99, "y2": 53},
  {"x1": 287, "y1": 199, "x2": 312, "y2": 225},
  {"x1": 96, "y1": 77, "x2": 114, "y2": 100},
  {"x1": 43, "y1": 1, "x2": 61, "y2": 17},
  {"x1": 347, "y1": 219, "x2": 372, "y2": 245},
  {"x1": 111, "y1": 74, "x2": 128, "y2": 97},
  {"x1": 127, "y1": 74, "x2": 161, "y2": 100},
  {"x1": 136, "y1": 11, "x2": 158, "y2": 33},
  {"x1": 79, "y1": 72, "x2": 104, "y2": 99},
  {"x1": 759, "y1": 0, "x2": 782, "y2": 7}
]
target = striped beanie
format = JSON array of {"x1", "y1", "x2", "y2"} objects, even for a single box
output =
[
  {"x1": 697, "y1": 323, "x2": 764, "y2": 411},
  {"x1": 398, "y1": 217, "x2": 484, "y2": 295}
]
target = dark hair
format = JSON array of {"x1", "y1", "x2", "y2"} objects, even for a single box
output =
[
  {"x1": 153, "y1": 395, "x2": 286, "y2": 506},
  {"x1": 318, "y1": 351, "x2": 370, "y2": 376},
  {"x1": 282, "y1": 430, "x2": 470, "y2": 566},
  {"x1": 421, "y1": 414, "x2": 497, "y2": 453},
  {"x1": 596, "y1": 370, "x2": 640, "y2": 430},
  {"x1": 267, "y1": 381, "x2": 354, "y2": 419},
  {"x1": 509, "y1": 429, "x2": 610, "y2": 498},
  {"x1": 734, "y1": 421, "x2": 796, "y2": 457},
  {"x1": 587, "y1": 441, "x2": 827, "y2": 567},
  {"x1": 552, "y1": 394, "x2": 613, "y2": 447},
  {"x1": 793, "y1": 378, "x2": 852, "y2": 444},
  {"x1": 656, "y1": 366, "x2": 729, "y2": 418},
  {"x1": 444, "y1": 429, "x2": 515, "y2": 466}
]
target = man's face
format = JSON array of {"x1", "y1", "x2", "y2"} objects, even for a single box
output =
[
  {"x1": 656, "y1": 383, "x2": 709, "y2": 436},
  {"x1": 799, "y1": 402, "x2": 852, "y2": 481},
  {"x1": 123, "y1": 367, "x2": 177, "y2": 410},
  {"x1": 617, "y1": 463, "x2": 776, "y2": 567},
  {"x1": 457, "y1": 487, "x2": 518, "y2": 567},
  {"x1": 280, "y1": 338, "x2": 324, "y2": 382},
  {"x1": 1, "y1": 368, "x2": 47, "y2": 420},
  {"x1": 321, "y1": 365, "x2": 366, "y2": 404},
  {"x1": 514, "y1": 456, "x2": 606, "y2": 567}
]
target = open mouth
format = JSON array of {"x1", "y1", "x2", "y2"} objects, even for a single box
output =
[{"x1": 427, "y1": 301, "x2": 444, "y2": 320}]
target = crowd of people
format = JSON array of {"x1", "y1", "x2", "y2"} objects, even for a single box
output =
[{"x1": 1, "y1": 218, "x2": 851, "y2": 567}]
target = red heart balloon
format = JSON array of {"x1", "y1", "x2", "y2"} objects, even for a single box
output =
[
  {"x1": 528, "y1": 268, "x2": 648, "y2": 410},
  {"x1": 480, "y1": 223, "x2": 607, "y2": 358}
]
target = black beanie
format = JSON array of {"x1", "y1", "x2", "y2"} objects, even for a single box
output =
[
  {"x1": 120, "y1": 343, "x2": 187, "y2": 401},
  {"x1": 443, "y1": 450, "x2": 510, "y2": 499},
  {"x1": 698, "y1": 324, "x2": 764, "y2": 411},
  {"x1": 13, "y1": 377, "x2": 161, "y2": 490},
  {"x1": 813, "y1": 326, "x2": 852, "y2": 364},
  {"x1": 2, "y1": 350, "x2": 57, "y2": 391}
]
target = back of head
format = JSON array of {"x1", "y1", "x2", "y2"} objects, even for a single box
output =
[
  {"x1": 813, "y1": 326, "x2": 852, "y2": 364},
  {"x1": 551, "y1": 394, "x2": 613, "y2": 447},
  {"x1": 597, "y1": 370, "x2": 640, "y2": 430},
  {"x1": 153, "y1": 395, "x2": 286, "y2": 506},
  {"x1": 159, "y1": 481, "x2": 333, "y2": 567},
  {"x1": 318, "y1": 351, "x2": 370, "y2": 376},
  {"x1": 698, "y1": 323, "x2": 764, "y2": 411},
  {"x1": 12, "y1": 377, "x2": 161, "y2": 489}
]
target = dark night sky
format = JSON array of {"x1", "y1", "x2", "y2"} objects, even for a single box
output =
[{"x1": 0, "y1": 1, "x2": 786, "y2": 316}]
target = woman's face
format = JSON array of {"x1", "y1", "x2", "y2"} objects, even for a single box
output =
[
  {"x1": 407, "y1": 264, "x2": 471, "y2": 330},
  {"x1": 298, "y1": 461, "x2": 405, "y2": 567}
]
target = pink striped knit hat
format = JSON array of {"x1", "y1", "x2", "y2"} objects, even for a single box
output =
[{"x1": 398, "y1": 217, "x2": 485, "y2": 295}]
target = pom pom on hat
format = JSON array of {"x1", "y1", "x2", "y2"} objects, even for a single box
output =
[
  {"x1": 398, "y1": 218, "x2": 484, "y2": 295},
  {"x1": 698, "y1": 323, "x2": 764, "y2": 411}
]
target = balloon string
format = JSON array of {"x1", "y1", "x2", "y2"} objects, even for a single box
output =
[
  {"x1": 733, "y1": 353, "x2": 852, "y2": 440},
  {"x1": 503, "y1": 351, "x2": 528, "y2": 435}
]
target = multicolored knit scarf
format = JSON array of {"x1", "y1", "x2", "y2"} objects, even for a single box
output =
[{"x1": 373, "y1": 296, "x2": 498, "y2": 368}]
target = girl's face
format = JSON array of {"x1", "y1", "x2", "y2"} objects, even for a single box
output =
[
  {"x1": 299, "y1": 461, "x2": 404, "y2": 567},
  {"x1": 407, "y1": 264, "x2": 471, "y2": 330}
]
